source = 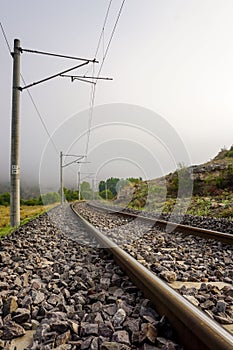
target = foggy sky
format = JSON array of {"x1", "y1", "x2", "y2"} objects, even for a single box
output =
[{"x1": 1, "y1": 0, "x2": 233, "y2": 189}]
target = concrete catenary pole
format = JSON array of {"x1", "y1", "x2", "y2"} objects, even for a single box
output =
[
  {"x1": 92, "y1": 178, "x2": 94, "y2": 200},
  {"x1": 10, "y1": 39, "x2": 21, "y2": 227},
  {"x1": 78, "y1": 171, "x2": 81, "y2": 200},
  {"x1": 60, "y1": 151, "x2": 64, "y2": 205},
  {"x1": 105, "y1": 181, "x2": 108, "y2": 200}
]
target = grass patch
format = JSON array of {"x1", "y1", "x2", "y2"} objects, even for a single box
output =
[{"x1": 0, "y1": 204, "x2": 58, "y2": 238}]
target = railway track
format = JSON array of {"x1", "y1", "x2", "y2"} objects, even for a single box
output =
[
  {"x1": 0, "y1": 205, "x2": 186, "y2": 350},
  {"x1": 0, "y1": 203, "x2": 232, "y2": 349},
  {"x1": 72, "y1": 203, "x2": 233, "y2": 350},
  {"x1": 86, "y1": 202, "x2": 233, "y2": 245}
]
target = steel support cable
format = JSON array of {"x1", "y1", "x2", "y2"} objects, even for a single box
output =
[
  {"x1": 96, "y1": 0, "x2": 126, "y2": 80},
  {"x1": 20, "y1": 61, "x2": 89, "y2": 90},
  {"x1": 63, "y1": 157, "x2": 86, "y2": 168},
  {"x1": 94, "y1": 0, "x2": 113, "y2": 59},
  {"x1": 83, "y1": 0, "x2": 112, "y2": 79},
  {"x1": 0, "y1": 22, "x2": 59, "y2": 155},
  {"x1": 0, "y1": 22, "x2": 11, "y2": 53},
  {"x1": 85, "y1": 63, "x2": 96, "y2": 156},
  {"x1": 19, "y1": 48, "x2": 97, "y2": 63},
  {"x1": 84, "y1": 0, "x2": 126, "y2": 157},
  {"x1": 21, "y1": 75, "x2": 60, "y2": 155},
  {"x1": 83, "y1": 0, "x2": 112, "y2": 156}
]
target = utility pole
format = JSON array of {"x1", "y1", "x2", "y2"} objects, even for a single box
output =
[
  {"x1": 60, "y1": 151, "x2": 64, "y2": 205},
  {"x1": 8, "y1": 40, "x2": 111, "y2": 225},
  {"x1": 78, "y1": 171, "x2": 81, "y2": 200},
  {"x1": 92, "y1": 178, "x2": 95, "y2": 200},
  {"x1": 10, "y1": 39, "x2": 21, "y2": 227},
  {"x1": 105, "y1": 181, "x2": 108, "y2": 200},
  {"x1": 60, "y1": 154, "x2": 87, "y2": 203}
]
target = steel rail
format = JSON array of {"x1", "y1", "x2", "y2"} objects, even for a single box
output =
[
  {"x1": 71, "y1": 203, "x2": 233, "y2": 350},
  {"x1": 87, "y1": 202, "x2": 233, "y2": 245}
]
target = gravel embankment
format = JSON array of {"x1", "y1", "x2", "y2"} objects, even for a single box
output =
[
  {"x1": 75, "y1": 202, "x2": 233, "y2": 326},
  {"x1": 0, "y1": 205, "x2": 183, "y2": 350}
]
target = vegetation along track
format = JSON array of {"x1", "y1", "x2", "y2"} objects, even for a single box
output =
[{"x1": 72, "y1": 202, "x2": 233, "y2": 350}]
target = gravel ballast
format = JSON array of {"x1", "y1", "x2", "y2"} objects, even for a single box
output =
[
  {"x1": 74, "y1": 202, "x2": 233, "y2": 327},
  {"x1": 0, "y1": 205, "x2": 183, "y2": 350}
]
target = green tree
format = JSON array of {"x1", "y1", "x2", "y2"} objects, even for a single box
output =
[
  {"x1": 99, "y1": 189, "x2": 114, "y2": 200},
  {"x1": 0, "y1": 192, "x2": 10, "y2": 206},
  {"x1": 64, "y1": 188, "x2": 78, "y2": 202},
  {"x1": 127, "y1": 177, "x2": 142, "y2": 184},
  {"x1": 106, "y1": 177, "x2": 120, "y2": 196},
  {"x1": 41, "y1": 192, "x2": 60, "y2": 205},
  {"x1": 80, "y1": 181, "x2": 92, "y2": 199},
  {"x1": 167, "y1": 164, "x2": 193, "y2": 198},
  {"x1": 99, "y1": 178, "x2": 120, "y2": 196},
  {"x1": 99, "y1": 181, "x2": 105, "y2": 193}
]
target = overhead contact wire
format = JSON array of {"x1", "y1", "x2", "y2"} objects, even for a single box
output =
[
  {"x1": 94, "y1": 0, "x2": 113, "y2": 59},
  {"x1": 0, "y1": 22, "x2": 11, "y2": 53},
  {"x1": 96, "y1": 0, "x2": 126, "y2": 80},
  {"x1": 85, "y1": 63, "x2": 96, "y2": 156},
  {"x1": 84, "y1": 0, "x2": 113, "y2": 156},
  {"x1": 84, "y1": 0, "x2": 126, "y2": 157}
]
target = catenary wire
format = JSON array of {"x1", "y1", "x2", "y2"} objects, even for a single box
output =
[
  {"x1": 83, "y1": 0, "x2": 112, "y2": 78},
  {"x1": 0, "y1": 22, "x2": 11, "y2": 53},
  {"x1": 97, "y1": 0, "x2": 126, "y2": 79},
  {"x1": 94, "y1": 0, "x2": 113, "y2": 59},
  {"x1": 85, "y1": 63, "x2": 96, "y2": 155},
  {"x1": 84, "y1": 0, "x2": 126, "y2": 157},
  {"x1": 83, "y1": 0, "x2": 113, "y2": 156}
]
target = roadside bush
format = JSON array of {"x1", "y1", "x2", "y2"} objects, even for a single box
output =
[
  {"x1": 21, "y1": 198, "x2": 40, "y2": 206},
  {"x1": 0, "y1": 193, "x2": 10, "y2": 206},
  {"x1": 99, "y1": 189, "x2": 114, "y2": 200},
  {"x1": 41, "y1": 192, "x2": 60, "y2": 205}
]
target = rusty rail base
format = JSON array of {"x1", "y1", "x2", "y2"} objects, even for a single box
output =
[{"x1": 71, "y1": 204, "x2": 233, "y2": 350}]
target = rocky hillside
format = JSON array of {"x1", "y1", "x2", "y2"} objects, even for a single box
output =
[
  {"x1": 116, "y1": 146, "x2": 233, "y2": 218},
  {"x1": 165, "y1": 148, "x2": 233, "y2": 197}
]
